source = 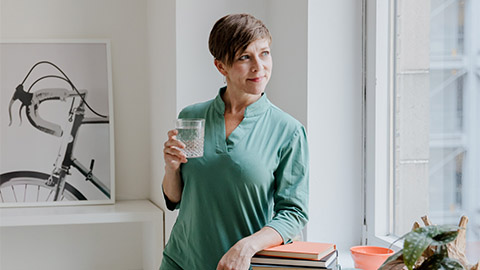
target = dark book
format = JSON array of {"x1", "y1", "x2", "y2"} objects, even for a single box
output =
[
  {"x1": 251, "y1": 255, "x2": 338, "y2": 270},
  {"x1": 251, "y1": 250, "x2": 338, "y2": 268}
]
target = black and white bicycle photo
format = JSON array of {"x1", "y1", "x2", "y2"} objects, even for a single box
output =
[{"x1": 0, "y1": 41, "x2": 115, "y2": 207}]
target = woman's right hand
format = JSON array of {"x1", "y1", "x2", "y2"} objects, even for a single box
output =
[{"x1": 163, "y1": 129, "x2": 188, "y2": 172}]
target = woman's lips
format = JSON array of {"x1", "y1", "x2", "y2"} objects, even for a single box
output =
[{"x1": 247, "y1": 76, "x2": 264, "y2": 82}]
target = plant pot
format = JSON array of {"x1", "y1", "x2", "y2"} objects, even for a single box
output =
[{"x1": 350, "y1": 246, "x2": 395, "y2": 270}]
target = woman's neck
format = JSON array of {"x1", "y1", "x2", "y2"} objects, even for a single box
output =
[{"x1": 222, "y1": 87, "x2": 261, "y2": 115}]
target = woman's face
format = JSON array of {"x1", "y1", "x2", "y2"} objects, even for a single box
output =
[{"x1": 219, "y1": 38, "x2": 272, "y2": 97}]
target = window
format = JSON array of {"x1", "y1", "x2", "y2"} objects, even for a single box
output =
[{"x1": 366, "y1": 0, "x2": 479, "y2": 262}]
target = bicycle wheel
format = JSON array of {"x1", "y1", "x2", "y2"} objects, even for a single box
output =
[{"x1": 0, "y1": 171, "x2": 87, "y2": 203}]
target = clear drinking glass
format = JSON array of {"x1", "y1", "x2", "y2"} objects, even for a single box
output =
[{"x1": 175, "y1": 119, "x2": 205, "y2": 158}]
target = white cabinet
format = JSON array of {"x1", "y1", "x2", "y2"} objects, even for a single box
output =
[{"x1": 0, "y1": 200, "x2": 164, "y2": 270}]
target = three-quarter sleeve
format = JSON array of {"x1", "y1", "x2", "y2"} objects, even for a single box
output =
[
  {"x1": 163, "y1": 186, "x2": 180, "y2": 211},
  {"x1": 265, "y1": 126, "x2": 309, "y2": 243}
]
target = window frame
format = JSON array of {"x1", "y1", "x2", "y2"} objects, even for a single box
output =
[
  {"x1": 365, "y1": 0, "x2": 480, "y2": 250},
  {"x1": 364, "y1": 0, "x2": 401, "y2": 248}
]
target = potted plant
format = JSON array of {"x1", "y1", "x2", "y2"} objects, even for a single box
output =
[{"x1": 379, "y1": 216, "x2": 479, "y2": 270}]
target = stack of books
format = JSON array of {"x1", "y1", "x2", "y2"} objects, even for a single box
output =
[{"x1": 250, "y1": 241, "x2": 338, "y2": 270}]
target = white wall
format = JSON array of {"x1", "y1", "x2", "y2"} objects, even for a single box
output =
[
  {"x1": 0, "y1": 0, "x2": 151, "y2": 200},
  {"x1": 147, "y1": 0, "x2": 177, "y2": 242},
  {"x1": 306, "y1": 0, "x2": 364, "y2": 250},
  {"x1": 266, "y1": 0, "x2": 308, "y2": 127}
]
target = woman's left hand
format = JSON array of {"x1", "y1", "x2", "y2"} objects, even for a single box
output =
[{"x1": 216, "y1": 238, "x2": 255, "y2": 270}]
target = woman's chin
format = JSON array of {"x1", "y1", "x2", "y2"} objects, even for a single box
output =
[
  {"x1": 247, "y1": 88, "x2": 266, "y2": 96},
  {"x1": 246, "y1": 83, "x2": 267, "y2": 95}
]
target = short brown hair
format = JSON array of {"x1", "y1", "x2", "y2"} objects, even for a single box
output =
[{"x1": 208, "y1": 14, "x2": 272, "y2": 66}]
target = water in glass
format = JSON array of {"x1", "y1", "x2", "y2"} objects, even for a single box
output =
[{"x1": 176, "y1": 119, "x2": 204, "y2": 158}]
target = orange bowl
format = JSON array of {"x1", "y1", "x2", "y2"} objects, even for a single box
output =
[{"x1": 350, "y1": 246, "x2": 395, "y2": 270}]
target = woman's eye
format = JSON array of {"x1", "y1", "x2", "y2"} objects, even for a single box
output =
[
  {"x1": 239, "y1": 55, "x2": 249, "y2": 60},
  {"x1": 262, "y1": 51, "x2": 270, "y2": 56}
]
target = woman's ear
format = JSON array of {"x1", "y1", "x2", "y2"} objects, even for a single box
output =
[{"x1": 214, "y1": 59, "x2": 228, "y2": 76}]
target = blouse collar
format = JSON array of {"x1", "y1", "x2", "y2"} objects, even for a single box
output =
[{"x1": 213, "y1": 86, "x2": 271, "y2": 118}]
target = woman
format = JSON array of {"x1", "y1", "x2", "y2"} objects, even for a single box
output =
[{"x1": 161, "y1": 14, "x2": 309, "y2": 270}]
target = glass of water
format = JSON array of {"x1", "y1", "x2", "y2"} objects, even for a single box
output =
[{"x1": 175, "y1": 119, "x2": 205, "y2": 158}]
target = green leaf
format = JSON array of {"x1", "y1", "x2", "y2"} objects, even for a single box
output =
[
  {"x1": 414, "y1": 225, "x2": 440, "y2": 236},
  {"x1": 441, "y1": 258, "x2": 465, "y2": 270},
  {"x1": 417, "y1": 225, "x2": 459, "y2": 238},
  {"x1": 434, "y1": 225, "x2": 461, "y2": 232},
  {"x1": 431, "y1": 230, "x2": 459, "y2": 246},
  {"x1": 404, "y1": 231, "x2": 433, "y2": 270},
  {"x1": 416, "y1": 255, "x2": 465, "y2": 270},
  {"x1": 434, "y1": 245, "x2": 448, "y2": 257},
  {"x1": 378, "y1": 249, "x2": 403, "y2": 270}
]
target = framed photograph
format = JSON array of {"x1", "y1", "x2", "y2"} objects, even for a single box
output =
[{"x1": 0, "y1": 40, "x2": 115, "y2": 207}]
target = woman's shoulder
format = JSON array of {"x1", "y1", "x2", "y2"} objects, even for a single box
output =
[
  {"x1": 178, "y1": 99, "x2": 214, "y2": 119},
  {"x1": 267, "y1": 102, "x2": 305, "y2": 132}
]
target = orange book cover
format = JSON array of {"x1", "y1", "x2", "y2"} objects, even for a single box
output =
[{"x1": 256, "y1": 241, "x2": 336, "y2": 260}]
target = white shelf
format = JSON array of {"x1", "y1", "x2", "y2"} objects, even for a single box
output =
[
  {"x1": 0, "y1": 199, "x2": 163, "y2": 227},
  {"x1": 0, "y1": 200, "x2": 164, "y2": 270}
]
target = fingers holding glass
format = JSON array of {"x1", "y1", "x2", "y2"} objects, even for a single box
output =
[{"x1": 164, "y1": 129, "x2": 187, "y2": 166}]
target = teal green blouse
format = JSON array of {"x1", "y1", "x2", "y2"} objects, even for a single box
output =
[{"x1": 163, "y1": 88, "x2": 309, "y2": 269}]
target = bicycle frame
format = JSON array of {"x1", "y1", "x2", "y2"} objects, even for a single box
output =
[{"x1": 48, "y1": 90, "x2": 111, "y2": 200}]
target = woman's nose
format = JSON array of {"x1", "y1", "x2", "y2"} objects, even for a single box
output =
[{"x1": 251, "y1": 57, "x2": 263, "y2": 73}]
